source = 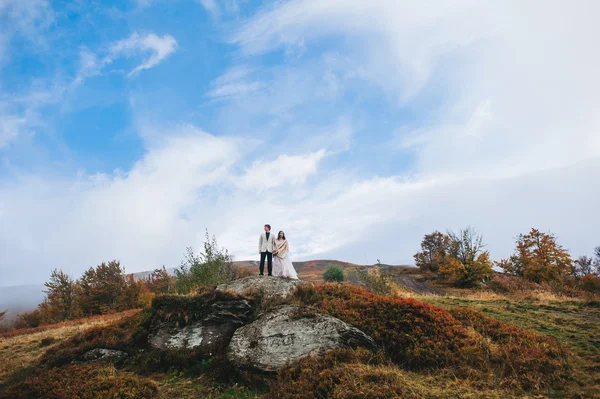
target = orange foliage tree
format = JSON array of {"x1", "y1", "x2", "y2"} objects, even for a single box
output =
[
  {"x1": 415, "y1": 227, "x2": 493, "y2": 287},
  {"x1": 439, "y1": 227, "x2": 493, "y2": 287},
  {"x1": 42, "y1": 269, "x2": 79, "y2": 322},
  {"x1": 77, "y1": 261, "x2": 130, "y2": 316},
  {"x1": 499, "y1": 228, "x2": 575, "y2": 284},
  {"x1": 413, "y1": 231, "x2": 451, "y2": 273}
]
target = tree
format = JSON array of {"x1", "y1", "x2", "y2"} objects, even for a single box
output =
[
  {"x1": 174, "y1": 231, "x2": 239, "y2": 294},
  {"x1": 42, "y1": 269, "x2": 78, "y2": 322},
  {"x1": 0, "y1": 310, "x2": 7, "y2": 324},
  {"x1": 78, "y1": 261, "x2": 128, "y2": 315},
  {"x1": 116, "y1": 274, "x2": 144, "y2": 311},
  {"x1": 500, "y1": 229, "x2": 575, "y2": 284},
  {"x1": 575, "y1": 256, "x2": 595, "y2": 277},
  {"x1": 14, "y1": 309, "x2": 43, "y2": 329},
  {"x1": 323, "y1": 266, "x2": 345, "y2": 282},
  {"x1": 414, "y1": 231, "x2": 451, "y2": 272},
  {"x1": 438, "y1": 227, "x2": 493, "y2": 287},
  {"x1": 144, "y1": 266, "x2": 175, "y2": 295}
]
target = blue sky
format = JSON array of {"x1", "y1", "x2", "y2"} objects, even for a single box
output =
[{"x1": 1, "y1": 0, "x2": 599, "y2": 286}]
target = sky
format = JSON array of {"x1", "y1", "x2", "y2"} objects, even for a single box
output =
[{"x1": 1, "y1": 0, "x2": 599, "y2": 287}]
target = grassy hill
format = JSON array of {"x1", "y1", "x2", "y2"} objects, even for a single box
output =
[{"x1": 1, "y1": 263, "x2": 598, "y2": 398}]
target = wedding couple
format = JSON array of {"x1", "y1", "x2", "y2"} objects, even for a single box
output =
[{"x1": 258, "y1": 224, "x2": 298, "y2": 279}]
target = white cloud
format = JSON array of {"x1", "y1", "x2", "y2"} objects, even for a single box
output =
[
  {"x1": 0, "y1": 114, "x2": 27, "y2": 149},
  {"x1": 207, "y1": 66, "x2": 265, "y2": 99},
  {"x1": 232, "y1": 0, "x2": 600, "y2": 178},
  {"x1": 238, "y1": 149, "x2": 327, "y2": 191},
  {"x1": 109, "y1": 32, "x2": 178, "y2": 77},
  {"x1": 0, "y1": 0, "x2": 53, "y2": 63},
  {"x1": 1, "y1": 127, "x2": 599, "y2": 286},
  {"x1": 198, "y1": 0, "x2": 219, "y2": 16}
]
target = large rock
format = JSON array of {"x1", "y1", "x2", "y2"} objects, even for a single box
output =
[
  {"x1": 227, "y1": 305, "x2": 375, "y2": 371},
  {"x1": 217, "y1": 275, "x2": 309, "y2": 300},
  {"x1": 148, "y1": 298, "x2": 253, "y2": 355}
]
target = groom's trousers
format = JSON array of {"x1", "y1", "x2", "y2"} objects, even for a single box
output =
[{"x1": 260, "y1": 251, "x2": 273, "y2": 275}]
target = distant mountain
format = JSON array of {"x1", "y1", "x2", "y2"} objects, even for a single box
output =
[{"x1": 0, "y1": 284, "x2": 46, "y2": 322}]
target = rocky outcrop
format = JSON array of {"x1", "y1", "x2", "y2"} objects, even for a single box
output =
[
  {"x1": 148, "y1": 298, "x2": 253, "y2": 354},
  {"x1": 227, "y1": 305, "x2": 375, "y2": 371},
  {"x1": 217, "y1": 275, "x2": 309, "y2": 300},
  {"x1": 82, "y1": 348, "x2": 128, "y2": 363}
]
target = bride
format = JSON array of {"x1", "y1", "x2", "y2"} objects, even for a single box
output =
[{"x1": 272, "y1": 231, "x2": 298, "y2": 279}]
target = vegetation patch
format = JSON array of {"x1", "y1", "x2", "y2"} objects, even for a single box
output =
[
  {"x1": 449, "y1": 307, "x2": 571, "y2": 389},
  {"x1": 0, "y1": 363, "x2": 158, "y2": 399},
  {"x1": 296, "y1": 283, "x2": 472, "y2": 369},
  {"x1": 295, "y1": 283, "x2": 572, "y2": 390},
  {"x1": 272, "y1": 348, "x2": 515, "y2": 399}
]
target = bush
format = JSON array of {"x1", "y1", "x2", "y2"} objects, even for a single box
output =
[
  {"x1": 580, "y1": 274, "x2": 600, "y2": 293},
  {"x1": 174, "y1": 232, "x2": 242, "y2": 294},
  {"x1": 354, "y1": 266, "x2": 393, "y2": 296},
  {"x1": 297, "y1": 283, "x2": 471, "y2": 369},
  {"x1": 323, "y1": 266, "x2": 345, "y2": 282},
  {"x1": 0, "y1": 363, "x2": 158, "y2": 399}
]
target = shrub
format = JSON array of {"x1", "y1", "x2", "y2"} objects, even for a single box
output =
[
  {"x1": 297, "y1": 283, "x2": 471, "y2": 369},
  {"x1": 174, "y1": 232, "x2": 242, "y2": 294},
  {"x1": 579, "y1": 273, "x2": 600, "y2": 293},
  {"x1": 354, "y1": 265, "x2": 394, "y2": 296},
  {"x1": 323, "y1": 266, "x2": 345, "y2": 282},
  {"x1": 0, "y1": 363, "x2": 158, "y2": 399}
]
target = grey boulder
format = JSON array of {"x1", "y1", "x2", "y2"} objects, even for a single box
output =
[
  {"x1": 148, "y1": 298, "x2": 253, "y2": 355},
  {"x1": 227, "y1": 305, "x2": 375, "y2": 371},
  {"x1": 217, "y1": 275, "x2": 309, "y2": 300},
  {"x1": 82, "y1": 348, "x2": 128, "y2": 363}
]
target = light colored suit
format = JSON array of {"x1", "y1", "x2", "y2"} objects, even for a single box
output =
[{"x1": 259, "y1": 231, "x2": 277, "y2": 253}]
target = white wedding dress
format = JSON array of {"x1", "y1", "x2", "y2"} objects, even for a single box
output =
[{"x1": 272, "y1": 240, "x2": 298, "y2": 279}]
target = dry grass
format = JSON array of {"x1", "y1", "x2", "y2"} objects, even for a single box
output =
[{"x1": 0, "y1": 309, "x2": 139, "y2": 385}]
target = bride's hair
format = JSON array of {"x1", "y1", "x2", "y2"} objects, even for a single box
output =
[{"x1": 278, "y1": 231, "x2": 286, "y2": 240}]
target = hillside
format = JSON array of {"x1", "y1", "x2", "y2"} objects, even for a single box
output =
[{"x1": 1, "y1": 273, "x2": 598, "y2": 398}]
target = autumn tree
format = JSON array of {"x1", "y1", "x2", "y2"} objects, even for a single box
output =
[
  {"x1": 42, "y1": 269, "x2": 79, "y2": 322},
  {"x1": 438, "y1": 227, "x2": 493, "y2": 287},
  {"x1": 500, "y1": 229, "x2": 575, "y2": 284},
  {"x1": 144, "y1": 266, "x2": 175, "y2": 295},
  {"x1": 116, "y1": 274, "x2": 144, "y2": 311},
  {"x1": 414, "y1": 231, "x2": 451, "y2": 273},
  {"x1": 78, "y1": 261, "x2": 128, "y2": 315}
]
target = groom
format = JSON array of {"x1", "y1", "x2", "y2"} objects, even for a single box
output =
[{"x1": 258, "y1": 224, "x2": 276, "y2": 276}]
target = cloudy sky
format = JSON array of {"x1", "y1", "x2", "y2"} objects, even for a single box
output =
[{"x1": 1, "y1": 0, "x2": 599, "y2": 287}]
